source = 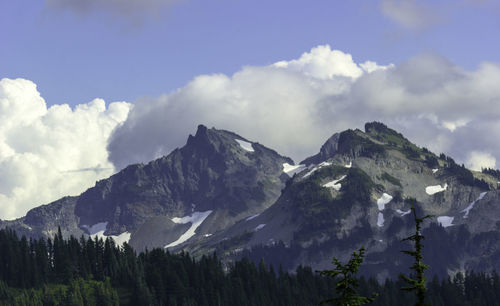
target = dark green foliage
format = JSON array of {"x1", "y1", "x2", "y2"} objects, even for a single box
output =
[
  {"x1": 400, "y1": 203, "x2": 432, "y2": 306},
  {"x1": 381, "y1": 172, "x2": 402, "y2": 187},
  {"x1": 337, "y1": 130, "x2": 387, "y2": 158},
  {"x1": 3, "y1": 228, "x2": 500, "y2": 305},
  {"x1": 318, "y1": 247, "x2": 378, "y2": 305},
  {"x1": 288, "y1": 166, "x2": 375, "y2": 242},
  {"x1": 482, "y1": 168, "x2": 500, "y2": 180},
  {"x1": 364, "y1": 122, "x2": 409, "y2": 147},
  {"x1": 0, "y1": 229, "x2": 338, "y2": 305},
  {"x1": 424, "y1": 155, "x2": 439, "y2": 168},
  {"x1": 402, "y1": 145, "x2": 421, "y2": 160},
  {"x1": 444, "y1": 162, "x2": 489, "y2": 189},
  {"x1": 357, "y1": 271, "x2": 500, "y2": 306},
  {"x1": 0, "y1": 278, "x2": 119, "y2": 305}
]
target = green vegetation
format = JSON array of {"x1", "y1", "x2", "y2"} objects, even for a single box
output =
[
  {"x1": 400, "y1": 203, "x2": 432, "y2": 306},
  {"x1": 2, "y1": 227, "x2": 500, "y2": 305},
  {"x1": 444, "y1": 160, "x2": 489, "y2": 189},
  {"x1": 318, "y1": 247, "x2": 377, "y2": 305},
  {"x1": 0, "y1": 228, "x2": 336, "y2": 305},
  {"x1": 424, "y1": 155, "x2": 439, "y2": 168},
  {"x1": 289, "y1": 166, "x2": 376, "y2": 241},
  {"x1": 381, "y1": 172, "x2": 402, "y2": 187},
  {"x1": 0, "y1": 278, "x2": 118, "y2": 306},
  {"x1": 482, "y1": 168, "x2": 500, "y2": 180},
  {"x1": 364, "y1": 122, "x2": 409, "y2": 147},
  {"x1": 337, "y1": 130, "x2": 387, "y2": 158}
]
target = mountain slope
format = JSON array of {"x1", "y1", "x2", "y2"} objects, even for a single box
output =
[
  {"x1": 187, "y1": 122, "x2": 500, "y2": 279},
  {"x1": 1, "y1": 125, "x2": 293, "y2": 251},
  {"x1": 3, "y1": 121, "x2": 500, "y2": 280}
]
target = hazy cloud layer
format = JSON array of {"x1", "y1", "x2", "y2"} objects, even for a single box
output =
[
  {"x1": 380, "y1": 0, "x2": 439, "y2": 30},
  {"x1": 0, "y1": 78, "x2": 131, "y2": 219},
  {"x1": 108, "y1": 45, "x2": 500, "y2": 175},
  {"x1": 46, "y1": 0, "x2": 183, "y2": 20}
]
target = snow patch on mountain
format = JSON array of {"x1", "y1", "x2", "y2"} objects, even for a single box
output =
[
  {"x1": 246, "y1": 213, "x2": 260, "y2": 221},
  {"x1": 282, "y1": 163, "x2": 306, "y2": 177},
  {"x1": 235, "y1": 139, "x2": 254, "y2": 152},
  {"x1": 377, "y1": 212, "x2": 384, "y2": 227},
  {"x1": 377, "y1": 193, "x2": 393, "y2": 211},
  {"x1": 165, "y1": 210, "x2": 213, "y2": 248},
  {"x1": 255, "y1": 224, "x2": 266, "y2": 231},
  {"x1": 83, "y1": 222, "x2": 108, "y2": 236},
  {"x1": 437, "y1": 216, "x2": 454, "y2": 228},
  {"x1": 303, "y1": 161, "x2": 332, "y2": 178},
  {"x1": 432, "y1": 169, "x2": 439, "y2": 174},
  {"x1": 396, "y1": 209, "x2": 411, "y2": 217},
  {"x1": 323, "y1": 175, "x2": 346, "y2": 191},
  {"x1": 461, "y1": 192, "x2": 488, "y2": 218},
  {"x1": 426, "y1": 183, "x2": 448, "y2": 195},
  {"x1": 82, "y1": 222, "x2": 131, "y2": 245},
  {"x1": 110, "y1": 232, "x2": 131, "y2": 246}
]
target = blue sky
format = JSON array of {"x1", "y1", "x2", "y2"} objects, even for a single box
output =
[
  {"x1": 1, "y1": 0, "x2": 500, "y2": 219},
  {"x1": 3, "y1": 0, "x2": 499, "y2": 106}
]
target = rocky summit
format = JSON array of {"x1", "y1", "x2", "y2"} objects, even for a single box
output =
[{"x1": 3, "y1": 122, "x2": 500, "y2": 280}]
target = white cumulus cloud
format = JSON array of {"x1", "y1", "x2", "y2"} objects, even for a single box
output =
[
  {"x1": 107, "y1": 45, "x2": 500, "y2": 177},
  {"x1": 466, "y1": 151, "x2": 496, "y2": 171},
  {"x1": 0, "y1": 78, "x2": 131, "y2": 220}
]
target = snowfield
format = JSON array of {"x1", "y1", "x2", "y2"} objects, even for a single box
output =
[
  {"x1": 282, "y1": 163, "x2": 306, "y2": 177},
  {"x1": 303, "y1": 161, "x2": 332, "y2": 178},
  {"x1": 376, "y1": 193, "x2": 393, "y2": 211},
  {"x1": 235, "y1": 139, "x2": 254, "y2": 152},
  {"x1": 323, "y1": 175, "x2": 346, "y2": 191},
  {"x1": 246, "y1": 213, "x2": 260, "y2": 221},
  {"x1": 461, "y1": 192, "x2": 487, "y2": 218},
  {"x1": 84, "y1": 222, "x2": 107, "y2": 236},
  {"x1": 377, "y1": 212, "x2": 384, "y2": 227},
  {"x1": 165, "y1": 210, "x2": 213, "y2": 248},
  {"x1": 396, "y1": 209, "x2": 411, "y2": 217},
  {"x1": 437, "y1": 216, "x2": 454, "y2": 228},
  {"x1": 255, "y1": 224, "x2": 266, "y2": 231},
  {"x1": 425, "y1": 183, "x2": 448, "y2": 195},
  {"x1": 82, "y1": 222, "x2": 131, "y2": 246},
  {"x1": 110, "y1": 232, "x2": 132, "y2": 246}
]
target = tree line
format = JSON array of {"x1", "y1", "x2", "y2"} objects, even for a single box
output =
[{"x1": 1, "y1": 227, "x2": 500, "y2": 305}]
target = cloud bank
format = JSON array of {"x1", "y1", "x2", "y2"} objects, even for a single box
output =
[
  {"x1": 0, "y1": 78, "x2": 131, "y2": 219},
  {"x1": 108, "y1": 45, "x2": 500, "y2": 176},
  {"x1": 3, "y1": 45, "x2": 500, "y2": 220}
]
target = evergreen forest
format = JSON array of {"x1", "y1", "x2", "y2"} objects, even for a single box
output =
[{"x1": 1, "y1": 228, "x2": 500, "y2": 305}]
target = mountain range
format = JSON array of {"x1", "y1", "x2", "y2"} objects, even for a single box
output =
[{"x1": 2, "y1": 122, "x2": 500, "y2": 280}]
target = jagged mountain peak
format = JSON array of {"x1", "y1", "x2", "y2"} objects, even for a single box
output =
[
  {"x1": 71, "y1": 124, "x2": 292, "y2": 247},
  {"x1": 301, "y1": 121, "x2": 407, "y2": 166},
  {"x1": 301, "y1": 133, "x2": 340, "y2": 166}
]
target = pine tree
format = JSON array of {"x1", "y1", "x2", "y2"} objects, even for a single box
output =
[
  {"x1": 400, "y1": 202, "x2": 432, "y2": 306},
  {"x1": 317, "y1": 246, "x2": 377, "y2": 305}
]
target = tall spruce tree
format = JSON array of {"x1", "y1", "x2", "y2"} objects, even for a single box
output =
[
  {"x1": 317, "y1": 246, "x2": 377, "y2": 305},
  {"x1": 400, "y1": 201, "x2": 432, "y2": 306}
]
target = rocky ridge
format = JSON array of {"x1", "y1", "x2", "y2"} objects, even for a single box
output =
[{"x1": 2, "y1": 122, "x2": 500, "y2": 280}]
